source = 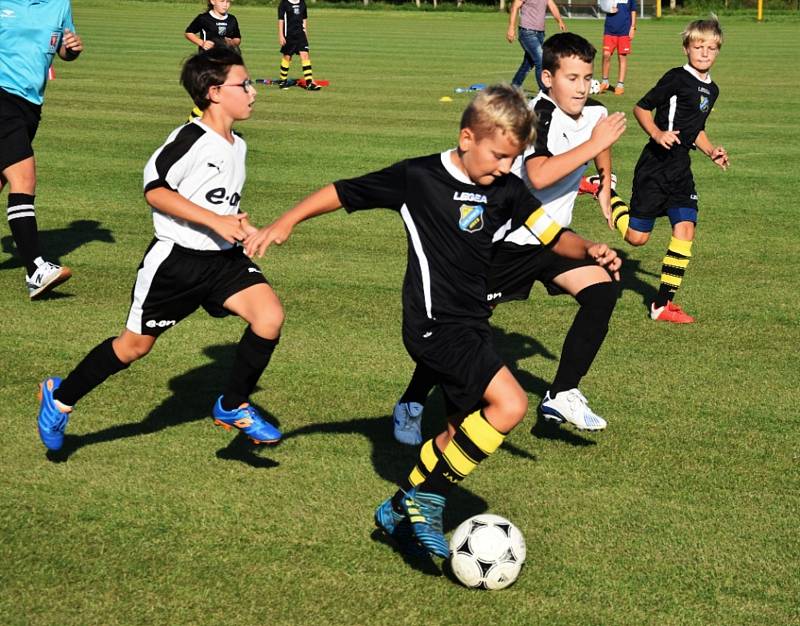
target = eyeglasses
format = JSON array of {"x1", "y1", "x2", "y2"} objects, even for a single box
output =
[{"x1": 214, "y1": 79, "x2": 255, "y2": 93}]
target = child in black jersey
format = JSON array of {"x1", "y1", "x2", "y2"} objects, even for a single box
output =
[
  {"x1": 36, "y1": 48, "x2": 284, "y2": 454},
  {"x1": 277, "y1": 0, "x2": 320, "y2": 90},
  {"x1": 245, "y1": 85, "x2": 621, "y2": 559},
  {"x1": 623, "y1": 16, "x2": 728, "y2": 324},
  {"x1": 185, "y1": 0, "x2": 241, "y2": 53}
]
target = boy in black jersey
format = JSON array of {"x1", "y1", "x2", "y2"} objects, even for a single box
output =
[
  {"x1": 246, "y1": 85, "x2": 621, "y2": 558},
  {"x1": 36, "y1": 48, "x2": 284, "y2": 453},
  {"x1": 622, "y1": 17, "x2": 728, "y2": 323},
  {"x1": 277, "y1": 0, "x2": 320, "y2": 90}
]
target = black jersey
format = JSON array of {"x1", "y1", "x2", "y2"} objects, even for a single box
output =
[
  {"x1": 637, "y1": 64, "x2": 719, "y2": 152},
  {"x1": 185, "y1": 11, "x2": 241, "y2": 50},
  {"x1": 333, "y1": 151, "x2": 564, "y2": 333},
  {"x1": 278, "y1": 0, "x2": 307, "y2": 40}
]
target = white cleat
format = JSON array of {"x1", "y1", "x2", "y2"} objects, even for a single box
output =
[
  {"x1": 538, "y1": 389, "x2": 607, "y2": 431},
  {"x1": 27, "y1": 261, "x2": 72, "y2": 300},
  {"x1": 392, "y1": 401, "x2": 424, "y2": 446}
]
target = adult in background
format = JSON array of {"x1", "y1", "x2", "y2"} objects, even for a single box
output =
[
  {"x1": 0, "y1": 0, "x2": 83, "y2": 299},
  {"x1": 507, "y1": 0, "x2": 566, "y2": 93}
]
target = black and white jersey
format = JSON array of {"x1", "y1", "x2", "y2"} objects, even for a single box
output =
[
  {"x1": 637, "y1": 65, "x2": 719, "y2": 152},
  {"x1": 333, "y1": 151, "x2": 564, "y2": 332},
  {"x1": 504, "y1": 92, "x2": 607, "y2": 246},
  {"x1": 278, "y1": 0, "x2": 307, "y2": 40},
  {"x1": 143, "y1": 119, "x2": 246, "y2": 251},
  {"x1": 185, "y1": 11, "x2": 241, "y2": 49}
]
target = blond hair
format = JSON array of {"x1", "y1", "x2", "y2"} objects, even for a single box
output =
[
  {"x1": 460, "y1": 84, "x2": 536, "y2": 148},
  {"x1": 682, "y1": 15, "x2": 723, "y2": 49}
]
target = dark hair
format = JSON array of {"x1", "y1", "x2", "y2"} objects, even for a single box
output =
[
  {"x1": 180, "y1": 47, "x2": 245, "y2": 110},
  {"x1": 542, "y1": 33, "x2": 596, "y2": 74}
]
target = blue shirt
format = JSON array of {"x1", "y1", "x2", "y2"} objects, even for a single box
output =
[
  {"x1": 604, "y1": 0, "x2": 636, "y2": 36},
  {"x1": 0, "y1": 0, "x2": 76, "y2": 105}
]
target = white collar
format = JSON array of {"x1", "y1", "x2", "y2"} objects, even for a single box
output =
[
  {"x1": 440, "y1": 150, "x2": 475, "y2": 185},
  {"x1": 683, "y1": 64, "x2": 712, "y2": 84},
  {"x1": 209, "y1": 10, "x2": 228, "y2": 19}
]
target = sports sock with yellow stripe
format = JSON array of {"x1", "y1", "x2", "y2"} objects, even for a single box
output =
[
  {"x1": 654, "y1": 236, "x2": 693, "y2": 307},
  {"x1": 610, "y1": 191, "x2": 630, "y2": 238}
]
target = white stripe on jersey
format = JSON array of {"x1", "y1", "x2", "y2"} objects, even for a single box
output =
[
  {"x1": 126, "y1": 240, "x2": 173, "y2": 334},
  {"x1": 400, "y1": 203, "x2": 434, "y2": 320},
  {"x1": 667, "y1": 95, "x2": 677, "y2": 132}
]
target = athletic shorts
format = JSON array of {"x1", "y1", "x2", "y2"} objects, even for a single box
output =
[
  {"x1": 603, "y1": 34, "x2": 632, "y2": 55},
  {"x1": 487, "y1": 243, "x2": 602, "y2": 304},
  {"x1": 630, "y1": 144, "x2": 698, "y2": 221},
  {"x1": 280, "y1": 34, "x2": 309, "y2": 56},
  {"x1": 403, "y1": 320, "x2": 504, "y2": 416},
  {"x1": 0, "y1": 88, "x2": 41, "y2": 172},
  {"x1": 126, "y1": 239, "x2": 269, "y2": 336}
]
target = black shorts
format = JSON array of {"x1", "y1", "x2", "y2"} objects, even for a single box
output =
[
  {"x1": 126, "y1": 239, "x2": 270, "y2": 336},
  {"x1": 487, "y1": 243, "x2": 601, "y2": 304},
  {"x1": 0, "y1": 88, "x2": 41, "y2": 172},
  {"x1": 281, "y1": 34, "x2": 309, "y2": 56},
  {"x1": 403, "y1": 320, "x2": 503, "y2": 416},
  {"x1": 630, "y1": 143, "x2": 698, "y2": 219}
]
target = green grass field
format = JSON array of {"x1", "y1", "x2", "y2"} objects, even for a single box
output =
[{"x1": 1, "y1": 2, "x2": 798, "y2": 624}]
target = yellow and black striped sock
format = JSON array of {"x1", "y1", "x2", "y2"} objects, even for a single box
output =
[
  {"x1": 419, "y1": 410, "x2": 506, "y2": 496},
  {"x1": 392, "y1": 439, "x2": 441, "y2": 511},
  {"x1": 279, "y1": 58, "x2": 290, "y2": 82},
  {"x1": 655, "y1": 236, "x2": 693, "y2": 307},
  {"x1": 302, "y1": 61, "x2": 313, "y2": 84},
  {"x1": 610, "y1": 191, "x2": 630, "y2": 238}
]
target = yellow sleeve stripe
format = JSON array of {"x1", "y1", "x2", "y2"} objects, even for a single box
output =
[
  {"x1": 461, "y1": 411, "x2": 505, "y2": 455},
  {"x1": 524, "y1": 208, "x2": 562, "y2": 245}
]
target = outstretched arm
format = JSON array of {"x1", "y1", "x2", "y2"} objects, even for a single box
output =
[{"x1": 244, "y1": 184, "x2": 343, "y2": 258}]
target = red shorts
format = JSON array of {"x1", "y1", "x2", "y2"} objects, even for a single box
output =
[{"x1": 603, "y1": 34, "x2": 632, "y2": 55}]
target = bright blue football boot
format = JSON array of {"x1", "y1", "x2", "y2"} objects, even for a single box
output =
[
  {"x1": 401, "y1": 488, "x2": 449, "y2": 558},
  {"x1": 212, "y1": 397, "x2": 281, "y2": 444},
  {"x1": 375, "y1": 496, "x2": 426, "y2": 556},
  {"x1": 37, "y1": 376, "x2": 71, "y2": 451}
]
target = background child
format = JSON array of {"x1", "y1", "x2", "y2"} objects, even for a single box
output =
[
  {"x1": 622, "y1": 16, "x2": 728, "y2": 324},
  {"x1": 598, "y1": 0, "x2": 637, "y2": 95},
  {"x1": 245, "y1": 85, "x2": 619, "y2": 558},
  {"x1": 393, "y1": 34, "x2": 625, "y2": 444},
  {"x1": 277, "y1": 0, "x2": 320, "y2": 90},
  {"x1": 507, "y1": 0, "x2": 567, "y2": 94},
  {"x1": 37, "y1": 48, "x2": 283, "y2": 452},
  {"x1": 185, "y1": 0, "x2": 241, "y2": 53}
]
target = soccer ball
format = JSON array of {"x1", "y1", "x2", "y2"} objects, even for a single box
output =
[
  {"x1": 449, "y1": 514, "x2": 526, "y2": 590},
  {"x1": 590, "y1": 79, "x2": 601, "y2": 95}
]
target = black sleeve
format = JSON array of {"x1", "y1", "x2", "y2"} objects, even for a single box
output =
[
  {"x1": 527, "y1": 101, "x2": 555, "y2": 160},
  {"x1": 277, "y1": 0, "x2": 286, "y2": 20},
  {"x1": 333, "y1": 161, "x2": 407, "y2": 213},
  {"x1": 228, "y1": 15, "x2": 241, "y2": 39},
  {"x1": 637, "y1": 70, "x2": 678, "y2": 110},
  {"x1": 185, "y1": 14, "x2": 202, "y2": 34}
]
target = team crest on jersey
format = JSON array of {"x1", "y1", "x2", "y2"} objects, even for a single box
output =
[
  {"x1": 458, "y1": 204, "x2": 484, "y2": 233},
  {"x1": 217, "y1": 25, "x2": 227, "y2": 35},
  {"x1": 699, "y1": 95, "x2": 710, "y2": 113},
  {"x1": 48, "y1": 32, "x2": 59, "y2": 53}
]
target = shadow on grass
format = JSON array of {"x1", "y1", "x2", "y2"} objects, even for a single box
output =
[
  {"x1": 617, "y1": 249, "x2": 661, "y2": 313},
  {"x1": 0, "y1": 220, "x2": 116, "y2": 270},
  {"x1": 45, "y1": 344, "x2": 280, "y2": 469}
]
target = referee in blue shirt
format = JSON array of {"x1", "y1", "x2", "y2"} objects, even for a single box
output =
[{"x1": 0, "y1": 0, "x2": 83, "y2": 299}]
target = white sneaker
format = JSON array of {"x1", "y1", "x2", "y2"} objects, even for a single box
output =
[
  {"x1": 27, "y1": 261, "x2": 72, "y2": 300},
  {"x1": 538, "y1": 389, "x2": 607, "y2": 431},
  {"x1": 392, "y1": 401, "x2": 424, "y2": 445}
]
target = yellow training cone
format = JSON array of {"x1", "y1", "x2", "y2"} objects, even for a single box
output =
[{"x1": 439, "y1": 96, "x2": 453, "y2": 102}]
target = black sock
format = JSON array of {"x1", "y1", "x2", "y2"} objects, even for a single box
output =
[
  {"x1": 399, "y1": 363, "x2": 437, "y2": 405},
  {"x1": 222, "y1": 327, "x2": 279, "y2": 410},
  {"x1": 550, "y1": 282, "x2": 619, "y2": 396},
  {"x1": 7, "y1": 193, "x2": 40, "y2": 276},
  {"x1": 54, "y1": 338, "x2": 129, "y2": 407}
]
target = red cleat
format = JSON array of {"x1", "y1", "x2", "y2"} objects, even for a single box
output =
[{"x1": 650, "y1": 301, "x2": 695, "y2": 324}]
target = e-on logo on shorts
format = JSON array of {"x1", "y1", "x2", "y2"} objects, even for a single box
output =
[{"x1": 458, "y1": 204, "x2": 484, "y2": 233}]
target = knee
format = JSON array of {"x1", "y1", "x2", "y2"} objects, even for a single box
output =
[
  {"x1": 625, "y1": 230, "x2": 650, "y2": 246},
  {"x1": 576, "y1": 281, "x2": 619, "y2": 316},
  {"x1": 252, "y1": 303, "x2": 285, "y2": 339},
  {"x1": 498, "y1": 387, "x2": 528, "y2": 426},
  {"x1": 113, "y1": 335, "x2": 154, "y2": 363}
]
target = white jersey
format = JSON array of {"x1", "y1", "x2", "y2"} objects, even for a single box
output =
[
  {"x1": 503, "y1": 92, "x2": 607, "y2": 247},
  {"x1": 143, "y1": 119, "x2": 247, "y2": 251}
]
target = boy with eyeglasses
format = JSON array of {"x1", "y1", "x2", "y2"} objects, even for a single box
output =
[{"x1": 36, "y1": 48, "x2": 284, "y2": 452}]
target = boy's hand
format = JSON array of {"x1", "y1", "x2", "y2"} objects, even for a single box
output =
[
  {"x1": 652, "y1": 129, "x2": 680, "y2": 150},
  {"x1": 210, "y1": 212, "x2": 249, "y2": 244},
  {"x1": 587, "y1": 243, "x2": 621, "y2": 281},
  {"x1": 202, "y1": 40, "x2": 215, "y2": 50},
  {"x1": 710, "y1": 146, "x2": 729, "y2": 171},
  {"x1": 557, "y1": 19, "x2": 567, "y2": 32},
  {"x1": 506, "y1": 28, "x2": 516, "y2": 43},
  {"x1": 591, "y1": 112, "x2": 627, "y2": 153},
  {"x1": 244, "y1": 217, "x2": 295, "y2": 258},
  {"x1": 279, "y1": 34, "x2": 287, "y2": 46},
  {"x1": 61, "y1": 29, "x2": 83, "y2": 57}
]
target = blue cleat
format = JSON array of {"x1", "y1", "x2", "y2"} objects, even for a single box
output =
[
  {"x1": 37, "y1": 377, "x2": 71, "y2": 451},
  {"x1": 212, "y1": 397, "x2": 281, "y2": 444},
  {"x1": 375, "y1": 496, "x2": 426, "y2": 556},
  {"x1": 401, "y1": 488, "x2": 449, "y2": 558}
]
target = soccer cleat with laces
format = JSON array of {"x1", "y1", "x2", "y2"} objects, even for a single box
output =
[
  {"x1": 650, "y1": 301, "x2": 695, "y2": 323},
  {"x1": 539, "y1": 389, "x2": 607, "y2": 431},
  {"x1": 27, "y1": 261, "x2": 72, "y2": 300},
  {"x1": 212, "y1": 397, "x2": 282, "y2": 444},
  {"x1": 374, "y1": 497, "x2": 426, "y2": 556},
  {"x1": 305, "y1": 82, "x2": 321, "y2": 91},
  {"x1": 401, "y1": 488, "x2": 449, "y2": 558},
  {"x1": 392, "y1": 401, "x2": 424, "y2": 446},
  {"x1": 37, "y1": 376, "x2": 72, "y2": 451}
]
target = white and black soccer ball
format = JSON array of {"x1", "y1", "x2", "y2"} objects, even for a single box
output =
[
  {"x1": 590, "y1": 79, "x2": 602, "y2": 95},
  {"x1": 449, "y1": 514, "x2": 526, "y2": 590}
]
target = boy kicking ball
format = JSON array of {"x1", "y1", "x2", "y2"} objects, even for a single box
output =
[
  {"x1": 37, "y1": 48, "x2": 283, "y2": 452},
  {"x1": 245, "y1": 85, "x2": 620, "y2": 558}
]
